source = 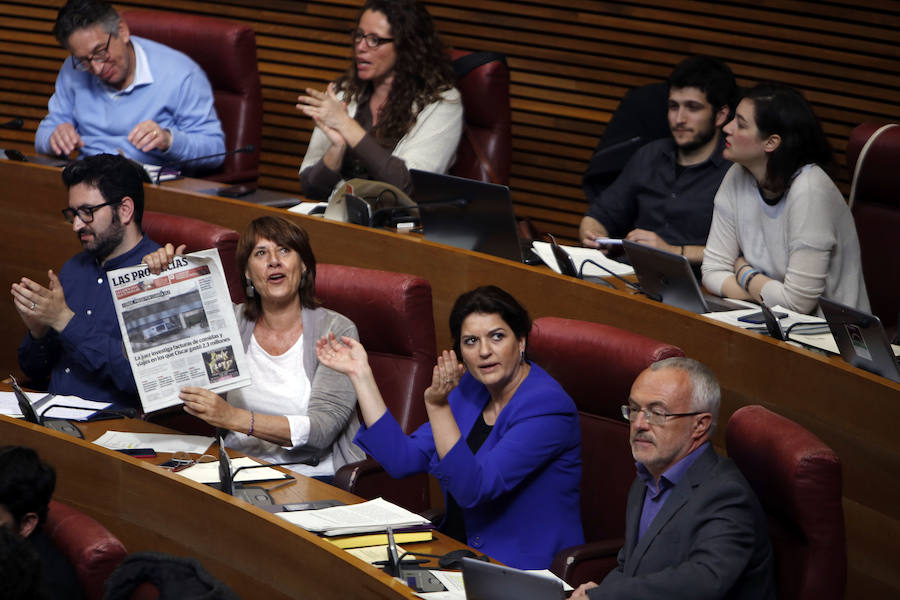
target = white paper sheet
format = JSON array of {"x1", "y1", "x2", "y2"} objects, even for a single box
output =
[
  {"x1": 176, "y1": 456, "x2": 291, "y2": 484},
  {"x1": 93, "y1": 430, "x2": 215, "y2": 454},
  {"x1": 532, "y1": 241, "x2": 635, "y2": 277}
]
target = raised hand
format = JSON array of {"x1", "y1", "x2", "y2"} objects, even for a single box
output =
[
  {"x1": 423, "y1": 350, "x2": 465, "y2": 407},
  {"x1": 142, "y1": 243, "x2": 186, "y2": 274}
]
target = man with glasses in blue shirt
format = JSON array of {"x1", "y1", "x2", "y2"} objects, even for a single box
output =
[
  {"x1": 35, "y1": 0, "x2": 224, "y2": 169},
  {"x1": 571, "y1": 357, "x2": 774, "y2": 600},
  {"x1": 11, "y1": 154, "x2": 160, "y2": 407}
]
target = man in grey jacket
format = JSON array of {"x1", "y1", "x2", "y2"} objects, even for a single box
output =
[{"x1": 572, "y1": 358, "x2": 774, "y2": 600}]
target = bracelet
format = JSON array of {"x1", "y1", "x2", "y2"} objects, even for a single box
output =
[
  {"x1": 739, "y1": 267, "x2": 758, "y2": 290},
  {"x1": 248, "y1": 410, "x2": 255, "y2": 436},
  {"x1": 743, "y1": 270, "x2": 761, "y2": 291},
  {"x1": 736, "y1": 263, "x2": 753, "y2": 279}
]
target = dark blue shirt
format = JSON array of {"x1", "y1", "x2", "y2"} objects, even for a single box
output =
[
  {"x1": 585, "y1": 137, "x2": 731, "y2": 246},
  {"x1": 18, "y1": 234, "x2": 160, "y2": 407},
  {"x1": 636, "y1": 441, "x2": 710, "y2": 541}
]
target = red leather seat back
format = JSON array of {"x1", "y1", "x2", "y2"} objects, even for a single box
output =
[
  {"x1": 726, "y1": 405, "x2": 846, "y2": 600},
  {"x1": 141, "y1": 211, "x2": 243, "y2": 304},
  {"x1": 316, "y1": 264, "x2": 436, "y2": 433},
  {"x1": 846, "y1": 122, "x2": 900, "y2": 333},
  {"x1": 122, "y1": 10, "x2": 263, "y2": 183},
  {"x1": 449, "y1": 50, "x2": 512, "y2": 186},
  {"x1": 44, "y1": 500, "x2": 128, "y2": 600},
  {"x1": 578, "y1": 413, "x2": 632, "y2": 543},
  {"x1": 529, "y1": 316, "x2": 685, "y2": 420},
  {"x1": 531, "y1": 316, "x2": 683, "y2": 585}
]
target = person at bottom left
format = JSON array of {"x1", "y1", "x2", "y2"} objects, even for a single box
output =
[
  {"x1": 143, "y1": 216, "x2": 365, "y2": 481},
  {"x1": 0, "y1": 446, "x2": 83, "y2": 600}
]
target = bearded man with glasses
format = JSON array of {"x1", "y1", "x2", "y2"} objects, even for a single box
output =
[
  {"x1": 11, "y1": 154, "x2": 160, "y2": 408},
  {"x1": 35, "y1": 0, "x2": 224, "y2": 169},
  {"x1": 571, "y1": 357, "x2": 775, "y2": 600}
]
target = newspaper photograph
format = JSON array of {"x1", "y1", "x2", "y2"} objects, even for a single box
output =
[{"x1": 107, "y1": 248, "x2": 251, "y2": 413}]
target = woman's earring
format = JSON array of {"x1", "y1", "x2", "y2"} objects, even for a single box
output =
[{"x1": 245, "y1": 281, "x2": 255, "y2": 298}]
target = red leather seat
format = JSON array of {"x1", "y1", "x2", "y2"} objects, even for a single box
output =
[
  {"x1": 726, "y1": 405, "x2": 846, "y2": 600},
  {"x1": 528, "y1": 316, "x2": 684, "y2": 587},
  {"x1": 122, "y1": 10, "x2": 263, "y2": 184},
  {"x1": 140, "y1": 211, "x2": 241, "y2": 431},
  {"x1": 319, "y1": 264, "x2": 437, "y2": 513},
  {"x1": 845, "y1": 122, "x2": 900, "y2": 336},
  {"x1": 449, "y1": 50, "x2": 512, "y2": 186},
  {"x1": 141, "y1": 211, "x2": 243, "y2": 304},
  {"x1": 44, "y1": 500, "x2": 128, "y2": 600}
]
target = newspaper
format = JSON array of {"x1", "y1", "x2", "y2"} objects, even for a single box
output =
[{"x1": 107, "y1": 248, "x2": 251, "y2": 414}]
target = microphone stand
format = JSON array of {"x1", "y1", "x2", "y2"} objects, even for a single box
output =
[{"x1": 154, "y1": 145, "x2": 255, "y2": 185}]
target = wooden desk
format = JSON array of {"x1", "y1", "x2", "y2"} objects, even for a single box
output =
[
  {"x1": 0, "y1": 413, "x2": 468, "y2": 599},
  {"x1": 3, "y1": 159, "x2": 899, "y2": 596}
]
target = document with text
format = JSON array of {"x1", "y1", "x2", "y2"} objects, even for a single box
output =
[{"x1": 107, "y1": 249, "x2": 251, "y2": 414}]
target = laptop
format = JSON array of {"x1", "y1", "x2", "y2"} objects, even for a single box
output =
[
  {"x1": 819, "y1": 297, "x2": 900, "y2": 383},
  {"x1": 622, "y1": 240, "x2": 746, "y2": 313},
  {"x1": 461, "y1": 558, "x2": 565, "y2": 600},
  {"x1": 410, "y1": 169, "x2": 530, "y2": 263}
]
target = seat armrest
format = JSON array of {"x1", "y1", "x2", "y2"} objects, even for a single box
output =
[{"x1": 550, "y1": 538, "x2": 624, "y2": 588}]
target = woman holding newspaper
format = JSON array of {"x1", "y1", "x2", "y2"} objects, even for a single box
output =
[
  {"x1": 701, "y1": 83, "x2": 869, "y2": 314},
  {"x1": 143, "y1": 216, "x2": 364, "y2": 480},
  {"x1": 317, "y1": 285, "x2": 584, "y2": 570}
]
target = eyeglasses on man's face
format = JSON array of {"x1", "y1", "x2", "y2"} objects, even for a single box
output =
[
  {"x1": 620, "y1": 404, "x2": 704, "y2": 427},
  {"x1": 351, "y1": 29, "x2": 394, "y2": 49},
  {"x1": 61, "y1": 199, "x2": 122, "y2": 224},
  {"x1": 71, "y1": 33, "x2": 112, "y2": 71}
]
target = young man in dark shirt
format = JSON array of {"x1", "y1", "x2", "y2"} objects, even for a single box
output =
[{"x1": 580, "y1": 56, "x2": 737, "y2": 265}]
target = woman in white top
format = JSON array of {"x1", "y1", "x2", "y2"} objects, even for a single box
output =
[
  {"x1": 702, "y1": 83, "x2": 869, "y2": 314},
  {"x1": 296, "y1": 0, "x2": 463, "y2": 200},
  {"x1": 143, "y1": 216, "x2": 364, "y2": 480}
]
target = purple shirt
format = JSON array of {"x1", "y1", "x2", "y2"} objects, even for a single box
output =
[{"x1": 636, "y1": 441, "x2": 710, "y2": 541}]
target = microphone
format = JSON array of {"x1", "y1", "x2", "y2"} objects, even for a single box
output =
[
  {"x1": 1, "y1": 117, "x2": 24, "y2": 129},
  {"x1": 214, "y1": 430, "x2": 308, "y2": 506},
  {"x1": 154, "y1": 145, "x2": 255, "y2": 184},
  {"x1": 579, "y1": 259, "x2": 649, "y2": 296}
]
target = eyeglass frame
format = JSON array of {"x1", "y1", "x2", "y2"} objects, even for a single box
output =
[
  {"x1": 61, "y1": 199, "x2": 122, "y2": 224},
  {"x1": 71, "y1": 32, "x2": 113, "y2": 72},
  {"x1": 620, "y1": 403, "x2": 705, "y2": 426},
  {"x1": 351, "y1": 29, "x2": 394, "y2": 49}
]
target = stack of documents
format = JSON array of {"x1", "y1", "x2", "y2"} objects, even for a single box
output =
[{"x1": 277, "y1": 497, "x2": 431, "y2": 537}]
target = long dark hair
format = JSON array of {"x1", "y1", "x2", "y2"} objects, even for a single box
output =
[
  {"x1": 744, "y1": 83, "x2": 833, "y2": 193},
  {"x1": 336, "y1": 0, "x2": 455, "y2": 146}
]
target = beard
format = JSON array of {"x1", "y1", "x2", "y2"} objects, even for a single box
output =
[
  {"x1": 79, "y1": 214, "x2": 125, "y2": 262},
  {"x1": 673, "y1": 116, "x2": 719, "y2": 154}
]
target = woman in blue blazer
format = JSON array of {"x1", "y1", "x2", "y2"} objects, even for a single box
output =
[{"x1": 317, "y1": 285, "x2": 584, "y2": 569}]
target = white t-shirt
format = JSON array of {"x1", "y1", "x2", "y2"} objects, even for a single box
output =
[{"x1": 225, "y1": 333, "x2": 335, "y2": 477}]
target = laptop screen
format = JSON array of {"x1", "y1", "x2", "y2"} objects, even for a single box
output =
[
  {"x1": 819, "y1": 297, "x2": 900, "y2": 383},
  {"x1": 411, "y1": 169, "x2": 523, "y2": 262}
]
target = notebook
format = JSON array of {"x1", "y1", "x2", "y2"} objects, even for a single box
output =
[
  {"x1": 622, "y1": 240, "x2": 747, "y2": 313},
  {"x1": 819, "y1": 297, "x2": 900, "y2": 383},
  {"x1": 461, "y1": 558, "x2": 565, "y2": 600},
  {"x1": 411, "y1": 169, "x2": 527, "y2": 263}
]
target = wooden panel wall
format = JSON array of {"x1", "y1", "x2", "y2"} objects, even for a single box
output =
[{"x1": 1, "y1": 1, "x2": 898, "y2": 242}]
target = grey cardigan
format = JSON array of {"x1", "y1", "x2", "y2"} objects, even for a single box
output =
[{"x1": 232, "y1": 304, "x2": 365, "y2": 470}]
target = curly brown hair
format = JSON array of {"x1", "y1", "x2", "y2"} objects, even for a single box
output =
[{"x1": 336, "y1": 0, "x2": 456, "y2": 146}]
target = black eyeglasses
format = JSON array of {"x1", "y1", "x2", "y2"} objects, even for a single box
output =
[
  {"x1": 351, "y1": 29, "x2": 394, "y2": 49},
  {"x1": 61, "y1": 199, "x2": 122, "y2": 224},
  {"x1": 620, "y1": 404, "x2": 705, "y2": 426},
  {"x1": 71, "y1": 33, "x2": 112, "y2": 72}
]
